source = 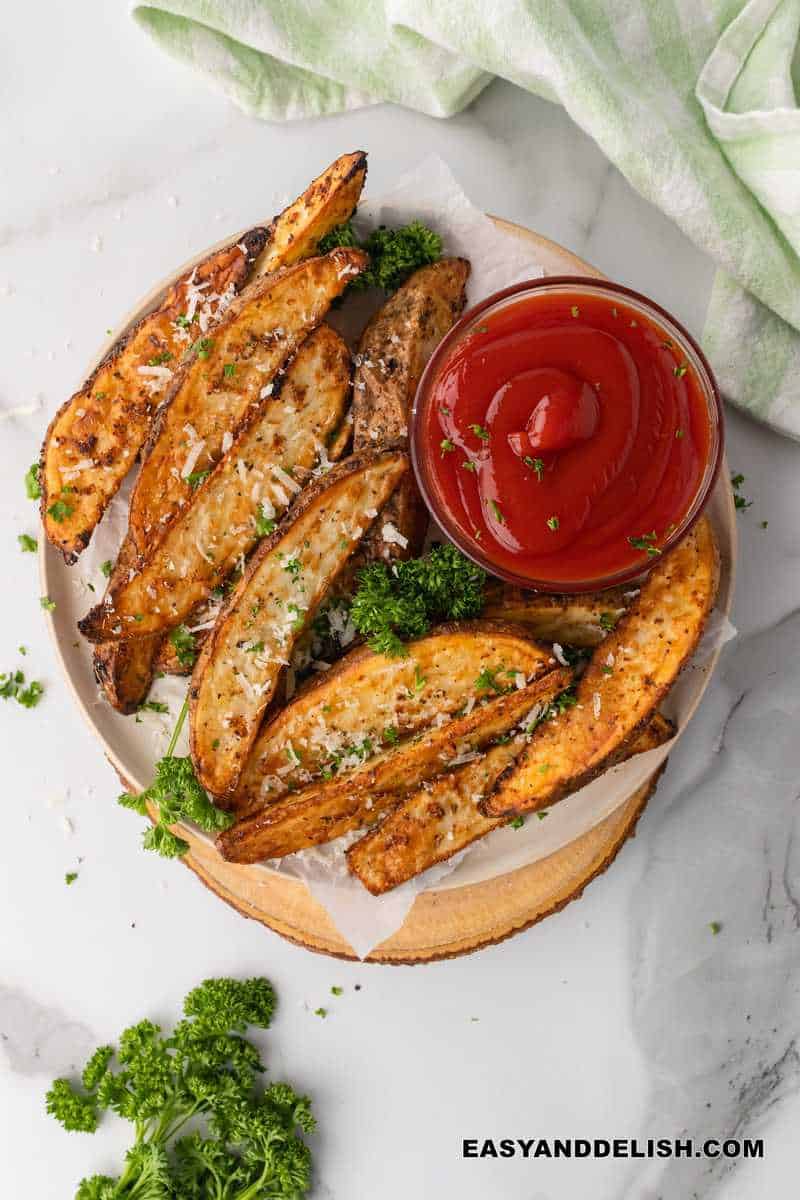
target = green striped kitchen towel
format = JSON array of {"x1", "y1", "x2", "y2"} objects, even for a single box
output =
[{"x1": 132, "y1": 0, "x2": 800, "y2": 438}]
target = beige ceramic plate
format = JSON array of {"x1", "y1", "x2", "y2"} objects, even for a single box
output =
[{"x1": 41, "y1": 218, "x2": 736, "y2": 962}]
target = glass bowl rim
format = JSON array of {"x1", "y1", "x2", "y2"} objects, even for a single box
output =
[{"x1": 409, "y1": 274, "x2": 724, "y2": 594}]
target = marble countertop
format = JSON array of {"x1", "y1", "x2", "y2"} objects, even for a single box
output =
[{"x1": 2, "y1": 4, "x2": 799, "y2": 1198}]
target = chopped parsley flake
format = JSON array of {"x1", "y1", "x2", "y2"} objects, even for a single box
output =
[
  {"x1": 18, "y1": 533, "x2": 37, "y2": 552},
  {"x1": 100, "y1": 559, "x2": 114, "y2": 578},
  {"x1": 462, "y1": 459, "x2": 477, "y2": 473},
  {"x1": 0, "y1": 669, "x2": 44, "y2": 708},
  {"x1": 489, "y1": 499, "x2": 505, "y2": 524},
  {"x1": 675, "y1": 428, "x2": 685, "y2": 439},
  {"x1": 147, "y1": 351, "x2": 173, "y2": 366},
  {"x1": 523, "y1": 455, "x2": 545, "y2": 481},
  {"x1": 510, "y1": 816, "x2": 525, "y2": 829},
  {"x1": 474, "y1": 666, "x2": 508, "y2": 694},
  {"x1": 546, "y1": 515, "x2": 559, "y2": 531},
  {"x1": 314, "y1": 1008, "x2": 327, "y2": 1018},
  {"x1": 186, "y1": 469, "x2": 210, "y2": 490},
  {"x1": 673, "y1": 363, "x2": 688, "y2": 378},
  {"x1": 47, "y1": 498, "x2": 74, "y2": 523},
  {"x1": 139, "y1": 700, "x2": 169, "y2": 715},
  {"x1": 628, "y1": 531, "x2": 661, "y2": 556},
  {"x1": 382, "y1": 725, "x2": 400, "y2": 745},
  {"x1": 440, "y1": 438, "x2": 455, "y2": 456},
  {"x1": 330, "y1": 986, "x2": 343, "y2": 997},
  {"x1": 25, "y1": 463, "x2": 41, "y2": 500},
  {"x1": 65, "y1": 871, "x2": 78, "y2": 885},
  {"x1": 469, "y1": 423, "x2": 490, "y2": 442},
  {"x1": 599, "y1": 611, "x2": 619, "y2": 632},
  {"x1": 169, "y1": 625, "x2": 196, "y2": 669},
  {"x1": 255, "y1": 503, "x2": 277, "y2": 537},
  {"x1": 571, "y1": 305, "x2": 580, "y2": 318},
  {"x1": 709, "y1": 920, "x2": 722, "y2": 935},
  {"x1": 40, "y1": 596, "x2": 56, "y2": 612},
  {"x1": 193, "y1": 337, "x2": 214, "y2": 359},
  {"x1": 223, "y1": 363, "x2": 237, "y2": 378}
]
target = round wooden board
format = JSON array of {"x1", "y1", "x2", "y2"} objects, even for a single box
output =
[{"x1": 47, "y1": 216, "x2": 736, "y2": 964}]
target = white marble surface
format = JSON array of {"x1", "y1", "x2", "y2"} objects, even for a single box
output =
[{"x1": 1, "y1": 3, "x2": 798, "y2": 1197}]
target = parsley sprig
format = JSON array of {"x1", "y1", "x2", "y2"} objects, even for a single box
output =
[
  {"x1": 45, "y1": 977, "x2": 315, "y2": 1199},
  {"x1": 350, "y1": 544, "x2": 486, "y2": 657},
  {"x1": 118, "y1": 699, "x2": 232, "y2": 857},
  {"x1": 317, "y1": 219, "x2": 442, "y2": 292}
]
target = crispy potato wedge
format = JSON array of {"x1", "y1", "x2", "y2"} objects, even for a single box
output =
[
  {"x1": 254, "y1": 151, "x2": 367, "y2": 275},
  {"x1": 40, "y1": 230, "x2": 267, "y2": 562},
  {"x1": 482, "y1": 583, "x2": 631, "y2": 648},
  {"x1": 125, "y1": 248, "x2": 367, "y2": 558},
  {"x1": 190, "y1": 449, "x2": 410, "y2": 798},
  {"x1": 79, "y1": 327, "x2": 351, "y2": 644},
  {"x1": 351, "y1": 258, "x2": 470, "y2": 564},
  {"x1": 232, "y1": 621, "x2": 558, "y2": 814},
  {"x1": 216, "y1": 666, "x2": 573, "y2": 864},
  {"x1": 481, "y1": 517, "x2": 720, "y2": 819},
  {"x1": 348, "y1": 712, "x2": 674, "y2": 895}
]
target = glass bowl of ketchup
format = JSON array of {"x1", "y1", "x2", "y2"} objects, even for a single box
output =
[{"x1": 410, "y1": 277, "x2": 723, "y2": 593}]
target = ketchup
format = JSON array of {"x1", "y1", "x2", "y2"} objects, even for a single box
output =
[{"x1": 420, "y1": 289, "x2": 713, "y2": 587}]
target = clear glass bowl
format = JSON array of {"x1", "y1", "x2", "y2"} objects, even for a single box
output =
[{"x1": 410, "y1": 276, "x2": 724, "y2": 593}]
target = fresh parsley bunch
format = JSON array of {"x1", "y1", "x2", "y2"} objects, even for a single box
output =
[
  {"x1": 350, "y1": 543, "x2": 486, "y2": 656},
  {"x1": 317, "y1": 219, "x2": 442, "y2": 292},
  {"x1": 118, "y1": 700, "x2": 232, "y2": 858},
  {"x1": 46, "y1": 978, "x2": 315, "y2": 1200}
]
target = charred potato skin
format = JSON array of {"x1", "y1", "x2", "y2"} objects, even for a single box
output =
[
  {"x1": 481, "y1": 518, "x2": 720, "y2": 819},
  {"x1": 351, "y1": 257, "x2": 470, "y2": 566},
  {"x1": 40, "y1": 229, "x2": 268, "y2": 563}
]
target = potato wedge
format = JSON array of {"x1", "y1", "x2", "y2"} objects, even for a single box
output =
[
  {"x1": 481, "y1": 583, "x2": 631, "y2": 648},
  {"x1": 79, "y1": 326, "x2": 351, "y2": 644},
  {"x1": 481, "y1": 517, "x2": 719, "y2": 819},
  {"x1": 216, "y1": 666, "x2": 573, "y2": 864},
  {"x1": 254, "y1": 151, "x2": 367, "y2": 275},
  {"x1": 125, "y1": 248, "x2": 367, "y2": 559},
  {"x1": 232, "y1": 621, "x2": 558, "y2": 814},
  {"x1": 351, "y1": 258, "x2": 470, "y2": 564},
  {"x1": 190, "y1": 449, "x2": 410, "y2": 798},
  {"x1": 347, "y1": 712, "x2": 674, "y2": 895},
  {"x1": 40, "y1": 230, "x2": 268, "y2": 562}
]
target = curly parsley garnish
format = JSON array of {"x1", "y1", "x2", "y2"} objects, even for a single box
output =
[
  {"x1": 318, "y1": 219, "x2": 442, "y2": 292},
  {"x1": 350, "y1": 543, "x2": 485, "y2": 657},
  {"x1": 25, "y1": 462, "x2": 41, "y2": 500},
  {"x1": 118, "y1": 700, "x2": 232, "y2": 858}
]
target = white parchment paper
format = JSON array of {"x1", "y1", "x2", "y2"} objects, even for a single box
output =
[{"x1": 53, "y1": 157, "x2": 734, "y2": 960}]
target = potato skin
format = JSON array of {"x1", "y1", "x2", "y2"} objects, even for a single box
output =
[
  {"x1": 351, "y1": 257, "x2": 470, "y2": 567},
  {"x1": 41, "y1": 229, "x2": 267, "y2": 564},
  {"x1": 481, "y1": 517, "x2": 720, "y2": 818}
]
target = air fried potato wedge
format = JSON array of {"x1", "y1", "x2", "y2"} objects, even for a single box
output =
[
  {"x1": 347, "y1": 712, "x2": 674, "y2": 894},
  {"x1": 40, "y1": 230, "x2": 268, "y2": 562},
  {"x1": 351, "y1": 258, "x2": 470, "y2": 563},
  {"x1": 232, "y1": 622, "x2": 558, "y2": 813},
  {"x1": 93, "y1": 152, "x2": 367, "y2": 711},
  {"x1": 481, "y1": 517, "x2": 720, "y2": 819},
  {"x1": 254, "y1": 151, "x2": 367, "y2": 275},
  {"x1": 190, "y1": 449, "x2": 410, "y2": 799},
  {"x1": 216, "y1": 667, "x2": 573, "y2": 864},
  {"x1": 79, "y1": 327, "x2": 351, "y2": 644},
  {"x1": 125, "y1": 248, "x2": 367, "y2": 559},
  {"x1": 482, "y1": 584, "x2": 631, "y2": 648}
]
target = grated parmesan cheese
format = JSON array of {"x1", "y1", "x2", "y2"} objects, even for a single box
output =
[{"x1": 382, "y1": 521, "x2": 408, "y2": 549}]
